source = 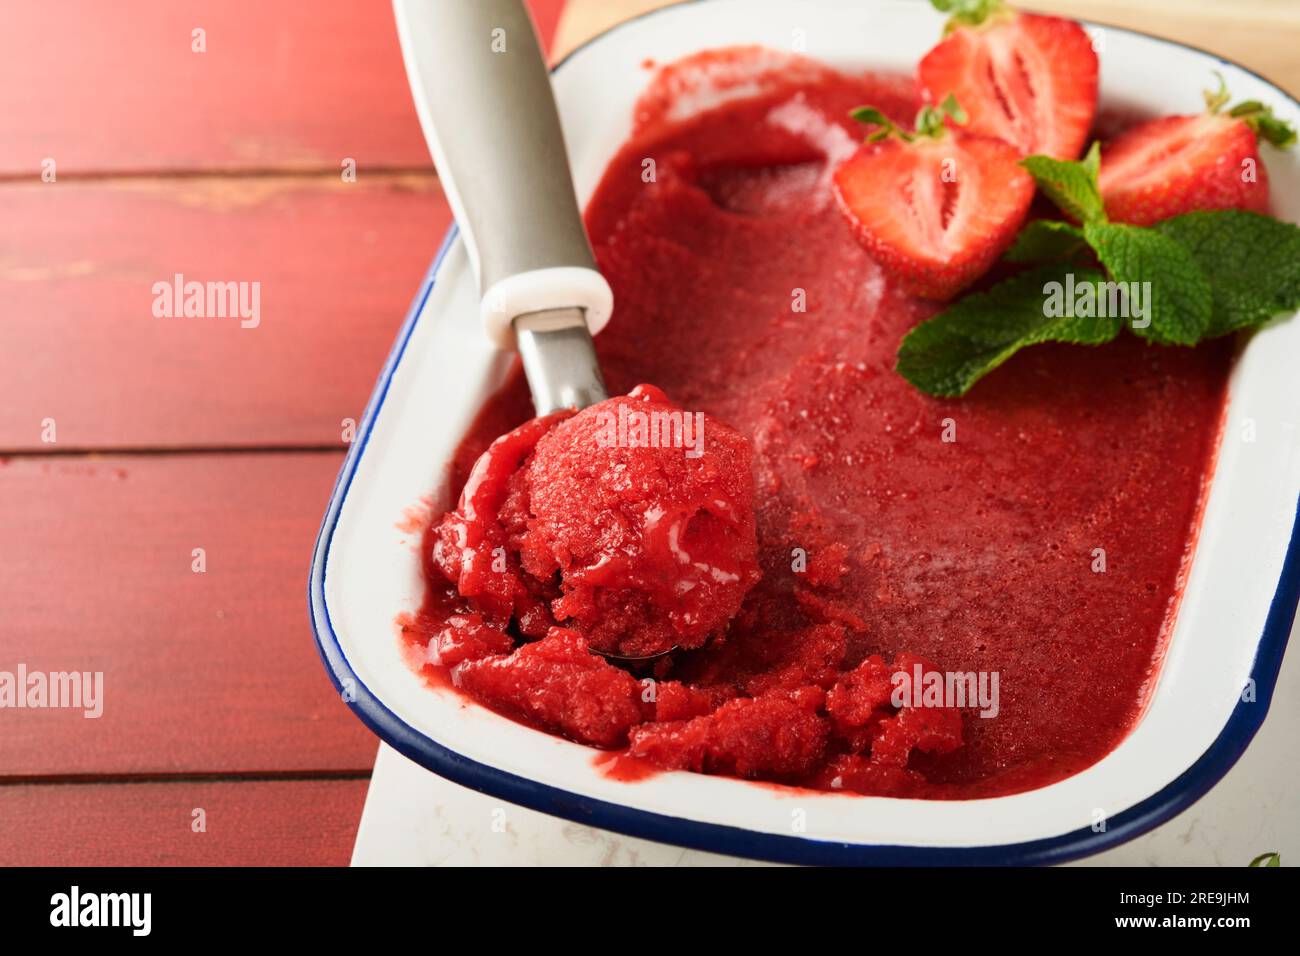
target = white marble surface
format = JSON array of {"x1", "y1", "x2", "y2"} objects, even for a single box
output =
[{"x1": 352, "y1": 617, "x2": 1299, "y2": 866}]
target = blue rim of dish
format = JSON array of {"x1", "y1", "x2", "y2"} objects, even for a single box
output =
[{"x1": 309, "y1": 2, "x2": 1300, "y2": 865}]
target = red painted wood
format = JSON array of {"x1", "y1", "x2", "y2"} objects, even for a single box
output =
[
  {"x1": 0, "y1": 0, "x2": 568, "y2": 176},
  {"x1": 0, "y1": 778, "x2": 370, "y2": 865},
  {"x1": 530, "y1": 0, "x2": 569, "y2": 57},
  {"x1": 0, "y1": 0, "x2": 572, "y2": 864},
  {"x1": 0, "y1": 1, "x2": 425, "y2": 176},
  {"x1": 0, "y1": 175, "x2": 450, "y2": 451},
  {"x1": 0, "y1": 452, "x2": 378, "y2": 776}
]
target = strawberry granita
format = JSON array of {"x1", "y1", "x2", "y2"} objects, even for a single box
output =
[
  {"x1": 401, "y1": 49, "x2": 1232, "y2": 798},
  {"x1": 456, "y1": 628, "x2": 648, "y2": 749},
  {"x1": 431, "y1": 385, "x2": 761, "y2": 661}
]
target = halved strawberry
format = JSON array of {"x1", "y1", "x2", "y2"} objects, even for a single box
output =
[
  {"x1": 1098, "y1": 77, "x2": 1296, "y2": 226},
  {"x1": 832, "y1": 98, "x2": 1035, "y2": 300},
  {"x1": 918, "y1": 2, "x2": 1097, "y2": 160}
]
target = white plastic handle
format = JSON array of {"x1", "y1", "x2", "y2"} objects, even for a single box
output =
[
  {"x1": 481, "y1": 267, "x2": 612, "y2": 348},
  {"x1": 392, "y1": 0, "x2": 613, "y2": 349}
]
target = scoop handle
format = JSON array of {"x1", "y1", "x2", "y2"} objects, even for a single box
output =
[{"x1": 393, "y1": 0, "x2": 612, "y2": 348}]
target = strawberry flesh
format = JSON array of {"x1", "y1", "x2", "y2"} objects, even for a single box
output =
[
  {"x1": 1099, "y1": 112, "x2": 1269, "y2": 225},
  {"x1": 832, "y1": 131, "x2": 1034, "y2": 300},
  {"x1": 918, "y1": 12, "x2": 1098, "y2": 160}
]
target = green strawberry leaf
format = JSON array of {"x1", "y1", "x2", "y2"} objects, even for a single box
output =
[
  {"x1": 853, "y1": 95, "x2": 967, "y2": 143},
  {"x1": 1203, "y1": 71, "x2": 1233, "y2": 114},
  {"x1": 1206, "y1": 72, "x2": 1298, "y2": 148},
  {"x1": 1021, "y1": 142, "x2": 1106, "y2": 225},
  {"x1": 930, "y1": 0, "x2": 1006, "y2": 31},
  {"x1": 1005, "y1": 220, "x2": 1089, "y2": 264},
  {"x1": 1154, "y1": 210, "x2": 1300, "y2": 336},
  {"x1": 1248, "y1": 852, "x2": 1281, "y2": 867},
  {"x1": 1227, "y1": 99, "x2": 1297, "y2": 147},
  {"x1": 914, "y1": 93, "x2": 967, "y2": 137},
  {"x1": 896, "y1": 266, "x2": 1122, "y2": 397},
  {"x1": 849, "y1": 106, "x2": 898, "y2": 142},
  {"x1": 1082, "y1": 222, "x2": 1213, "y2": 344},
  {"x1": 1251, "y1": 110, "x2": 1299, "y2": 148}
]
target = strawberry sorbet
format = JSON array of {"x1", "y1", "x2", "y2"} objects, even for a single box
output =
[
  {"x1": 432, "y1": 385, "x2": 761, "y2": 660},
  {"x1": 402, "y1": 50, "x2": 1231, "y2": 798}
]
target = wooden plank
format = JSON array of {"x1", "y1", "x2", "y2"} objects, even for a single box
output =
[
  {"x1": 554, "y1": 0, "x2": 678, "y2": 60},
  {"x1": 1024, "y1": 0, "x2": 1300, "y2": 97},
  {"x1": 0, "y1": 0, "x2": 426, "y2": 177},
  {"x1": 0, "y1": 0, "x2": 570, "y2": 177},
  {"x1": 0, "y1": 452, "x2": 379, "y2": 776},
  {"x1": 0, "y1": 174, "x2": 449, "y2": 451},
  {"x1": 554, "y1": 0, "x2": 1300, "y2": 95},
  {"x1": 0, "y1": 778, "x2": 370, "y2": 865}
]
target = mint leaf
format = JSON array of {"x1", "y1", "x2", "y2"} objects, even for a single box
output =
[
  {"x1": 896, "y1": 266, "x2": 1122, "y2": 396},
  {"x1": 1249, "y1": 852, "x2": 1281, "y2": 867},
  {"x1": 1005, "y1": 220, "x2": 1088, "y2": 263},
  {"x1": 1154, "y1": 210, "x2": 1300, "y2": 337},
  {"x1": 1021, "y1": 142, "x2": 1106, "y2": 224},
  {"x1": 1082, "y1": 222, "x2": 1212, "y2": 344}
]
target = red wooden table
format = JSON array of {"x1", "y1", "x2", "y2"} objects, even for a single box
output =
[{"x1": 0, "y1": 0, "x2": 564, "y2": 866}]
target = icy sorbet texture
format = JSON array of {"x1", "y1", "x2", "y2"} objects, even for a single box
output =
[
  {"x1": 401, "y1": 49, "x2": 1231, "y2": 798},
  {"x1": 431, "y1": 385, "x2": 761, "y2": 661}
]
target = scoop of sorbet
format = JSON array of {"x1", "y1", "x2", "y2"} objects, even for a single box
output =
[{"x1": 432, "y1": 385, "x2": 761, "y2": 660}]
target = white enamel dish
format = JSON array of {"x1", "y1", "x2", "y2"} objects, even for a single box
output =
[{"x1": 310, "y1": 0, "x2": 1300, "y2": 864}]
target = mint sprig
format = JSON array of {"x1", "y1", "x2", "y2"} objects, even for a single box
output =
[
  {"x1": 1082, "y1": 221, "x2": 1213, "y2": 345},
  {"x1": 1020, "y1": 142, "x2": 1106, "y2": 225},
  {"x1": 1005, "y1": 219, "x2": 1088, "y2": 263},
  {"x1": 896, "y1": 266, "x2": 1121, "y2": 397},
  {"x1": 896, "y1": 144, "x2": 1300, "y2": 396},
  {"x1": 1155, "y1": 210, "x2": 1300, "y2": 337}
]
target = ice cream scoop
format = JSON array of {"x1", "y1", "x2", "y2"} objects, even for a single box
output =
[
  {"x1": 394, "y1": 0, "x2": 611, "y2": 416},
  {"x1": 393, "y1": 0, "x2": 757, "y2": 665}
]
